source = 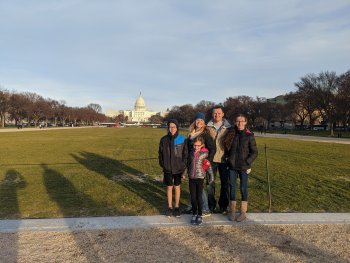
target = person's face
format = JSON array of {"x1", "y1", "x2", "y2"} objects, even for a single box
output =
[
  {"x1": 235, "y1": 116, "x2": 247, "y2": 131},
  {"x1": 169, "y1": 123, "x2": 177, "y2": 135},
  {"x1": 193, "y1": 142, "x2": 203, "y2": 152},
  {"x1": 212, "y1": 108, "x2": 224, "y2": 123},
  {"x1": 195, "y1": 119, "x2": 205, "y2": 129}
]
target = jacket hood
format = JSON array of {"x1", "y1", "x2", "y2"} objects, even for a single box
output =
[
  {"x1": 207, "y1": 118, "x2": 231, "y2": 128},
  {"x1": 167, "y1": 119, "x2": 179, "y2": 137},
  {"x1": 200, "y1": 147, "x2": 209, "y2": 153}
]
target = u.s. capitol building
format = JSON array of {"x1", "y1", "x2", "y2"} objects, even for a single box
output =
[{"x1": 105, "y1": 93, "x2": 167, "y2": 123}]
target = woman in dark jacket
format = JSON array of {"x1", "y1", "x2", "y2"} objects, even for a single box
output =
[
  {"x1": 223, "y1": 114, "x2": 258, "y2": 222},
  {"x1": 159, "y1": 119, "x2": 188, "y2": 217}
]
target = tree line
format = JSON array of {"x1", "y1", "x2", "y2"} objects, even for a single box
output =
[
  {"x1": 1, "y1": 69, "x2": 349, "y2": 134},
  {"x1": 163, "y1": 70, "x2": 350, "y2": 136},
  {"x1": 0, "y1": 90, "x2": 107, "y2": 127}
]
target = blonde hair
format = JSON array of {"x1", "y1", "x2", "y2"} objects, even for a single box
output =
[{"x1": 188, "y1": 120, "x2": 206, "y2": 134}]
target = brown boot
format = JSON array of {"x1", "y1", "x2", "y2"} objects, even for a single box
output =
[
  {"x1": 236, "y1": 201, "x2": 248, "y2": 222},
  {"x1": 228, "y1": 201, "x2": 236, "y2": 221}
]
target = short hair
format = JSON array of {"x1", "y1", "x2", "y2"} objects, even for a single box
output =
[{"x1": 212, "y1": 105, "x2": 224, "y2": 114}]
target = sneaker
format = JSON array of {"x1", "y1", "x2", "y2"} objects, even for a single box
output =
[
  {"x1": 166, "y1": 207, "x2": 173, "y2": 217},
  {"x1": 196, "y1": 215, "x2": 203, "y2": 225},
  {"x1": 202, "y1": 210, "x2": 211, "y2": 217},
  {"x1": 173, "y1": 207, "x2": 181, "y2": 218},
  {"x1": 190, "y1": 215, "x2": 197, "y2": 225}
]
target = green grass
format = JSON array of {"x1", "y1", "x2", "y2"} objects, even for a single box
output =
[
  {"x1": 260, "y1": 129, "x2": 350, "y2": 138},
  {"x1": 0, "y1": 127, "x2": 349, "y2": 219}
]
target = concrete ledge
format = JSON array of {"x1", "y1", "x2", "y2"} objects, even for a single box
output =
[{"x1": 1, "y1": 213, "x2": 349, "y2": 233}]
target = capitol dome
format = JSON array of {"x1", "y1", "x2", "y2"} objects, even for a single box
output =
[{"x1": 134, "y1": 93, "x2": 146, "y2": 111}]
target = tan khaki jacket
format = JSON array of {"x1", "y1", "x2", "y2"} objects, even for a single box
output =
[{"x1": 207, "y1": 119, "x2": 231, "y2": 163}]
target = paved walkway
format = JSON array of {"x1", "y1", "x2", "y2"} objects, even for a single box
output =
[
  {"x1": 0, "y1": 126, "x2": 96, "y2": 133},
  {"x1": 255, "y1": 133, "x2": 350, "y2": 144},
  {"x1": 1, "y1": 213, "x2": 349, "y2": 233}
]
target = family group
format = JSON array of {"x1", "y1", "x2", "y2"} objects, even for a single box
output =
[{"x1": 158, "y1": 106, "x2": 258, "y2": 225}]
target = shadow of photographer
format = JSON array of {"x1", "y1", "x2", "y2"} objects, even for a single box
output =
[{"x1": 0, "y1": 169, "x2": 27, "y2": 262}]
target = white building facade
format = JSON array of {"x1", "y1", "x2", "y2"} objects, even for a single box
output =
[{"x1": 105, "y1": 93, "x2": 167, "y2": 123}]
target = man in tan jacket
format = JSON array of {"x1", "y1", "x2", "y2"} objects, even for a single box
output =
[{"x1": 207, "y1": 106, "x2": 231, "y2": 213}]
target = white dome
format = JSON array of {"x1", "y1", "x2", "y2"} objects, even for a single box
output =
[{"x1": 134, "y1": 93, "x2": 146, "y2": 111}]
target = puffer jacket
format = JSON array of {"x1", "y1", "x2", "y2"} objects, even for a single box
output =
[
  {"x1": 159, "y1": 133, "x2": 188, "y2": 174},
  {"x1": 226, "y1": 129, "x2": 258, "y2": 171},
  {"x1": 187, "y1": 129, "x2": 216, "y2": 164},
  {"x1": 207, "y1": 118, "x2": 231, "y2": 163},
  {"x1": 188, "y1": 148, "x2": 214, "y2": 181}
]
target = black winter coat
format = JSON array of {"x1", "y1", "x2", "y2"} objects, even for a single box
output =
[
  {"x1": 159, "y1": 133, "x2": 188, "y2": 174},
  {"x1": 226, "y1": 129, "x2": 258, "y2": 171}
]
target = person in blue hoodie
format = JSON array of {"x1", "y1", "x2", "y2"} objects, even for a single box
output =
[{"x1": 158, "y1": 119, "x2": 188, "y2": 218}]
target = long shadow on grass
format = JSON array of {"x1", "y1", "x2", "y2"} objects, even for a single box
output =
[
  {"x1": 72, "y1": 152, "x2": 168, "y2": 214},
  {"x1": 185, "y1": 224, "x2": 349, "y2": 262},
  {"x1": 0, "y1": 169, "x2": 26, "y2": 262},
  {"x1": 42, "y1": 164, "x2": 113, "y2": 262},
  {"x1": 41, "y1": 163, "x2": 206, "y2": 261}
]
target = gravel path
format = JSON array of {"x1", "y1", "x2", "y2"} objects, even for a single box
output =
[{"x1": 1, "y1": 224, "x2": 349, "y2": 262}]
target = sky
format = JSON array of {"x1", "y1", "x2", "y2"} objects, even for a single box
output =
[{"x1": 1, "y1": 0, "x2": 350, "y2": 113}]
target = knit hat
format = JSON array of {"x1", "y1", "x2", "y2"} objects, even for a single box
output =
[{"x1": 194, "y1": 112, "x2": 206, "y2": 122}]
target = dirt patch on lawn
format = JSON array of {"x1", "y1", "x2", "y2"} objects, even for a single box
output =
[{"x1": 0, "y1": 224, "x2": 349, "y2": 262}]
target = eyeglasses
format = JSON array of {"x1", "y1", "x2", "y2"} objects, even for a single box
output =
[{"x1": 193, "y1": 144, "x2": 202, "y2": 148}]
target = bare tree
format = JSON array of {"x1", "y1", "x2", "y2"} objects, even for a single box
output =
[
  {"x1": 87, "y1": 103, "x2": 102, "y2": 114},
  {"x1": 166, "y1": 104, "x2": 195, "y2": 126},
  {"x1": 149, "y1": 114, "x2": 164, "y2": 124},
  {"x1": 194, "y1": 100, "x2": 216, "y2": 120},
  {"x1": 223, "y1": 96, "x2": 255, "y2": 125},
  {"x1": 336, "y1": 70, "x2": 350, "y2": 128},
  {"x1": 8, "y1": 92, "x2": 29, "y2": 125},
  {"x1": 294, "y1": 74, "x2": 321, "y2": 128},
  {"x1": 316, "y1": 71, "x2": 339, "y2": 135},
  {"x1": 0, "y1": 88, "x2": 10, "y2": 127}
]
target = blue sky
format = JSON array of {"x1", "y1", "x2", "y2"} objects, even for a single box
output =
[{"x1": 1, "y1": 0, "x2": 349, "y2": 113}]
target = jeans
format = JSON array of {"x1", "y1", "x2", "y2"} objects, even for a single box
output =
[
  {"x1": 211, "y1": 162, "x2": 230, "y2": 211},
  {"x1": 229, "y1": 169, "x2": 248, "y2": 201}
]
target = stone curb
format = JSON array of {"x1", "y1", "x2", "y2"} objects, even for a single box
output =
[{"x1": 1, "y1": 213, "x2": 349, "y2": 233}]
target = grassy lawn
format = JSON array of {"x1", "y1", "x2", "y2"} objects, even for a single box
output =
[
  {"x1": 0, "y1": 127, "x2": 349, "y2": 219},
  {"x1": 260, "y1": 129, "x2": 350, "y2": 138}
]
